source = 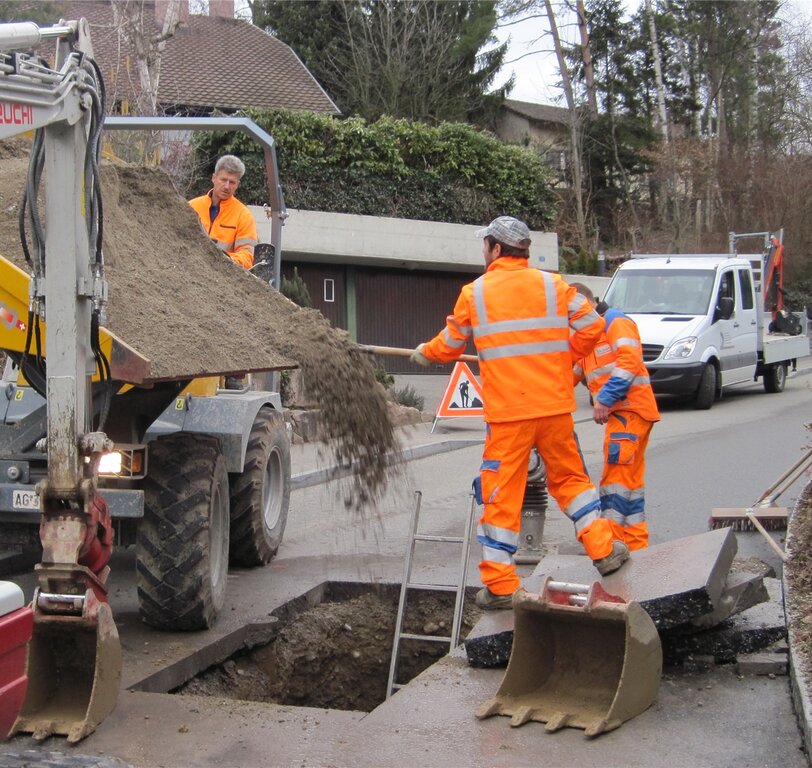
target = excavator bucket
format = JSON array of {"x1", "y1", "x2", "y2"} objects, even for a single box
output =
[
  {"x1": 11, "y1": 591, "x2": 122, "y2": 743},
  {"x1": 477, "y1": 578, "x2": 662, "y2": 737}
]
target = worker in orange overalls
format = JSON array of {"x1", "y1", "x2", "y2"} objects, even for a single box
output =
[
  {"x1": 189, "y1": 154, "x2": 258, "y2": 269},
  {"x1": 411, "y1": 217, "x2": 631, "y2": 610},
  {"x1": 570, "y1": 283, "x2": 660, "y2": 551}
]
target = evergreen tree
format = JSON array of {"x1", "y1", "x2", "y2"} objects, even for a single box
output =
[{"x1": 250, "y1": 0, "x2": 510, "y2": 124}]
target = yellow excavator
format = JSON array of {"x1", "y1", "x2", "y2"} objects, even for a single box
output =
[{"x1": 0, "y1": 19, "x2": 292, "y2": 742}]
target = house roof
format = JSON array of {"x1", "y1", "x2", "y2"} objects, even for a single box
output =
[
  {"x1": 63, "y1": 1, "x2": 339, "y2": 115},
  {"x1": 503, "y1": 99, "x2": 569, "y2": 126}
]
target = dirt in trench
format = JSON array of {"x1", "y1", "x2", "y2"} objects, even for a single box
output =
[
  {"x1": 0, "y1": 139, "x2": 398, "y2": 507},
  {"x1": 175, "y1": 590, "x2": 482, "y2": 712}
]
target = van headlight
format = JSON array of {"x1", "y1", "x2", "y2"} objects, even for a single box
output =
[{"x1": 664, "y1": 337, "x2": 697, "y2": 360}]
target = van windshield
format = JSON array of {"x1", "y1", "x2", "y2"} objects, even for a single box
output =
[{"x1": 603, "y1": 268, "x2": 716, "y2": 315}]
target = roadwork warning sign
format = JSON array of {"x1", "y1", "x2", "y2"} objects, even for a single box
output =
[{"x1": 431, "y1": 362, "x2": 485, "y2": 432}]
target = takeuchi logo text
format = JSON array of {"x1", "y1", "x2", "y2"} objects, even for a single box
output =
[{"x1": 0, "y1": 101, "x2": 34, "y2": 125}]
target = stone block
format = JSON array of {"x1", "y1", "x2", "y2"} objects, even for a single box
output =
[
  {"x1": 690, "y1": 564, "x2": 770, "y2": 629},
  {"x1": 736, "y1": 651, "x2": 788, "y2": 676},
  {"x1": 529, "y1": 527, "x2": 737, "y2": 630},
  {"x1": 661, "y1": 578, "x2": 787, "y2": 666}
]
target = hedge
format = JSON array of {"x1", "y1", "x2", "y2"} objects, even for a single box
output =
[{"x1": 191, "y1": 109, "x2": 557, "y2": 230}]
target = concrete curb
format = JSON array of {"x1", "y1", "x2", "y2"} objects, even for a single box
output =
[
  {"x1": 291, "y1": 438, "x2": 483, "y2": 490},
  {"x1": 783, "y1": 479, "x2": 812, "y2": 763}
]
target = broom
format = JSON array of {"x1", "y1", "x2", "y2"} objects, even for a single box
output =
[{"x1": 709, "y1": 447, "x2": 812, "y2": 546}]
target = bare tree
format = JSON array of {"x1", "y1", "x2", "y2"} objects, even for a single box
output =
[
  {"x1": 644, "y1": 0, "x2": 667, "y2": 143},
  {"x1": 110, "y1": 0, "x2": 183, "y2": 117},
  {"x1": 541, "y1": 0, "x2": 588, "y2": 249},
  {"x1": 575, "y1": 0, "x2": 597, "y2": 116}
]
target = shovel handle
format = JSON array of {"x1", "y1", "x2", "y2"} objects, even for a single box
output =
[{"x1": 358, "y1": 344, "x2": 478, "y2": 364}]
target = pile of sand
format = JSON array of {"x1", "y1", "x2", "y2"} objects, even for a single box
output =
[{"x1": 0, "y1": 141, "x2": 397, "y2": 507}]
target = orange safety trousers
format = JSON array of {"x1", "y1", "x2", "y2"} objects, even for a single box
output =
[
  {"x1": 476, "y1": 414, "x2": 616, "y2": 595},
  {"x1": 600, "y1": 410, "x2": 654, "y2": 551}
]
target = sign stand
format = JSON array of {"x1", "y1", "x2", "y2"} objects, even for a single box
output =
[{"x1": 431, "y1": 362, "x2": 485, "y2": 433}]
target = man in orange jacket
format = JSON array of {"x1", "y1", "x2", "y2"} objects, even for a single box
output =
[
  {"x1": 570, "y1": 283, "x2": 660, "y2": 550},
  {"x1": 412, "y1": 217, "x2": 631, "y2": 610},
  {"x1": 189, "y1": 155, "x2": 258, "y2": 269}
]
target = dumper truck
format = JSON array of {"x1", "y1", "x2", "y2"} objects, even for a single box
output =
[
  {"x1": 601, "y1": 231, "x2": 810, "y2": 409},
  {"x1": 0, "y1": 18, "x2": 294, "y2": 742}
]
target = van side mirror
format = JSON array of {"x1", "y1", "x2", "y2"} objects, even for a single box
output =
[{"x1": 715, "y1": 296, "x2": 734, "y2": 322}]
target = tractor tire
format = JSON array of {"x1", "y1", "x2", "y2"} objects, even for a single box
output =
[
  {"x1": 694, "y1": 363, "x2": 717, "y2": 410},
  {"x1": 763, "y1": 362, "x2": 787, "y2": 393},
  {"x1": 136, "y1": 434, "x2": 230, "y2": 631},
  {"x1": 229, "y1": 408, "x2": 291, "y2": 566}
]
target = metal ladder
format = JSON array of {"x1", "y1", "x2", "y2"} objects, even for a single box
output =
[{"x1": 386, "y1": 491, "x2": 476, "y2": 699}]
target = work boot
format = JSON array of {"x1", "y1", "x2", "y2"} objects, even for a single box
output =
[
  {"x1": 475, "y1": 587, "x2": 519, "y2": 610},
  {"x1": 593, "y1": 540, "x2": 630, "y2": 577}
]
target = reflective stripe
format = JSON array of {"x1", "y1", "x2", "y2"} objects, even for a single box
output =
[
  {"x1": 479, "y1": 543, "x2": 514, "y2": 563},
  {"x1": 612, "y1": 367, "x2": 637, "y2": 382},
  {"x1": 565, "y1": 489, "x2": 601, "y2": 522},
  {"x1": 473, "y1": 275, "x2": 488, "y2": 324},
  {"x1": 479, "y1": 339, "x2": 570, "y2": 361},
  {"x1": 572, "y1": 506, "x2": 602, "y2": 534},
  {"x1": 480, "y1": 459, "x2": 500, "y2": 471},
  {"x1": 474, "y1": 315, "x2": 568, "y2": 337},
  {"x1": 448, "y1": 317, "x2": 472, "y2": 337},
  {"x1": 234, "y1": 237, "x2": 258, "y2": 248},
  {"x1": 602, "y1": 507, "x2": 647, "y2": 526},
  {"x1": 570, "y1": 310, "x2": 600, "y2": 330},
  {"x1": 541, "y1": 270, "x2": 560, "y2": 314},
  {"x1": 215, "y1": 238, "x2": 256, "y2": 252},
  {"x1": 601, "y1": 483, "x2": 644, "y2": 500},
  {"x1": 573, "y1": 363, "x2": 583, "y2": 378},
  {"x1": 568, "y1": 294, "x2": 589, "y2": 314},
  {"x1": 612, "y1": 336, "x2": 640, "y2": 351},
  {"x1": 631, "y1": 375, "x2": 651, "y2": 387},
  {"x1": 586, "y1": 363, "x2": 614, "y2": 382},
  {"x1": 478, "y1": 522, "x2": 520, "y2": 548},
  {"x1": 600, "y1": 487, "x2": 645, "y2": 519},
  {"x1": 442, "y1": 328, "x2": 467, "y2": 349}
]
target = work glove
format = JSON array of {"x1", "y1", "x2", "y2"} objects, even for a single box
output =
[{"x1": 410, "y1": 343, "x2": 431, "y2": 367}]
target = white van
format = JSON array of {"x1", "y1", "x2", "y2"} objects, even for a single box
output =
[{"x1": 601, "y1": 253, "x2": 809, "y2": 409}]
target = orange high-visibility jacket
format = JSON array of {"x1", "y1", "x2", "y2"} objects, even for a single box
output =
[
  {"x1": 423, "y1": 258, "x2": 604, "y2": 422},
  {"x1": 573, "y1": 308, "x2": 660, "y2": 422},
  {"x1": 189, "y1": 191, "x2": 258, "y2": 269}
]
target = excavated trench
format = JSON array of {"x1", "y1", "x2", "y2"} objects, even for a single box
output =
[{"x1": 169, "y1": 582, "x2": 482, "y2": 712}]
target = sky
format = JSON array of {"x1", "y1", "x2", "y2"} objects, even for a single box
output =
[{"x1": 492, "y1": 0, "x2": 812, "y2": 107}]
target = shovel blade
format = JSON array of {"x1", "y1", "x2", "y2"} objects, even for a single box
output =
[
  {"x1": 477, "y1": 583, "x2": 662, "y2": 737},
  {"x1": 12, "y1": 598, "x2": 121, "y2": 743}
]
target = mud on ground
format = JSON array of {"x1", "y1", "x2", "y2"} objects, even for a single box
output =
[{"x1": 0, "y1": 139, "x2": 397, "y2": 507}]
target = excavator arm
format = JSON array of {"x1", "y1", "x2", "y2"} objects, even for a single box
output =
[{"x1": 0, "y1": 19, "x2": 121, "y2": 743}]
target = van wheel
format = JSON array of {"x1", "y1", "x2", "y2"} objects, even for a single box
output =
[
  {"x1": 137, "y1": 434, "x2": 230, "y2": 631},
  {"x1": 763, "y1": 363, "x2": 787, "y2": 393},
  {"x1": 229, "y1": 409, "x2": 291, "y2": 566},
  {"x1": 694, "y1": 363, "x2": 717, "y2": 410}
]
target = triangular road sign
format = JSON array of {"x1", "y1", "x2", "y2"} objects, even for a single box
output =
[{"x1": 431, "y1": 362, "x2": 485, "y2": 432}]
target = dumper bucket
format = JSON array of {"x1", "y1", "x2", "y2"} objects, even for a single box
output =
[
  {"x1": 476, "y1": 578, "x2": 662, "y2": 737},
  {"x1": 11, "y1": 590, "x2": 122, "y2": 743}
]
